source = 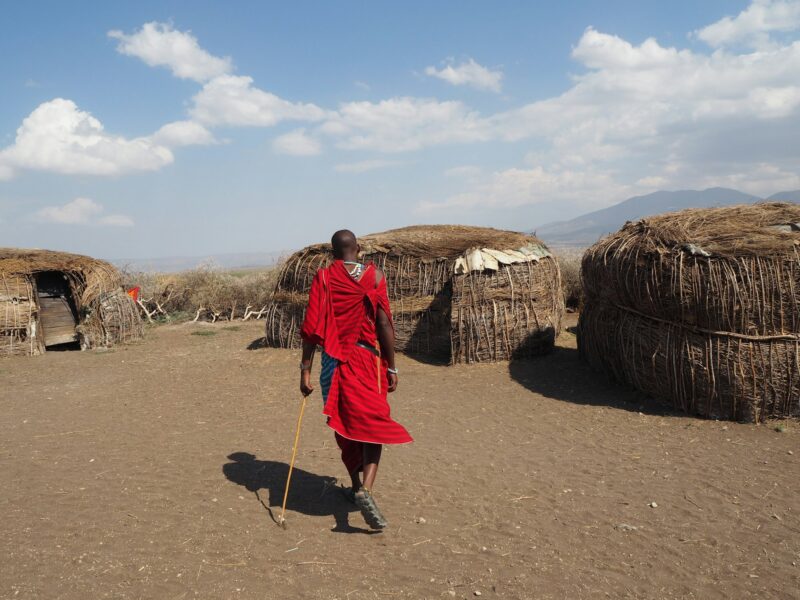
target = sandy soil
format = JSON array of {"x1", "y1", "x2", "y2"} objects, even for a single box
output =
[{"x1": 1, "y1": 316, "x2": 798, "y2": 599}]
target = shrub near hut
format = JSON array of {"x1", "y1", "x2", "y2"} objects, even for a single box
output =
[
  {"x1": 579, "y1": 203, "x2": 800, "y2": 422},
  {"x1": 0, "y1": 249, "x2": 143, "y2": 356},
  {"x1": 265, "y1": 225, "x2": 564, "y2": 363},
  {"x1": 126, "y1": 265, "x2": 279, "y2": 323}
]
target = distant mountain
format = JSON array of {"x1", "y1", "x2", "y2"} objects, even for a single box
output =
[
  {"x1": 112, "y1": 251, "x2": 286, "y2": 273},
  {"x1": 533, "y1": 187, "x2": 800, "y2": 248},
  {"x1": 767, "y1": 190, "x2": 800, "y2": 202}
]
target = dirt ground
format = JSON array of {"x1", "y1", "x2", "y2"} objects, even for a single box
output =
[{"x1": 1, "y1": 316, "x2": 798, "y2": 599}]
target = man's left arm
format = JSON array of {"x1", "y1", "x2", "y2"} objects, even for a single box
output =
[
  {"x1": 376, "y1": 307, "x2": 397, "y2": 392},
  {"x1": 374, "y1": 268, "x2": 398, "y2": 393},
  {"x1": 299, "y1": 270, "x2": 323, "y2": 397},
  {"x1": 300, "y1": 340, "x2": 316, "y2": 396}
]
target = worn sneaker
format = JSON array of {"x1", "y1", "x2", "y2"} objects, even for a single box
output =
[{"x1": 354, "y1": 487, "x2": 387, "y2": 530}]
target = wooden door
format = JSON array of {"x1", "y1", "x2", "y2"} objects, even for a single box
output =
[{"x1": 35, "y1": 272, "x2": 79, "y2": 347}]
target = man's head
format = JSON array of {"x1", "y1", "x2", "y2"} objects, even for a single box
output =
[{"x1": 331, "y1": 229, "x2": 359, "y2": 260}]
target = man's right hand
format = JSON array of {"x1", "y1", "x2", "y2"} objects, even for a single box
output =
[{"x1": 300, "y1": 370, "x2": 314, "y2": 397}]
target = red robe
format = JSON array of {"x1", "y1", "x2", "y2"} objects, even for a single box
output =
[{"x1": 301, "y1": 261, "x2": 413, "y2": 456}]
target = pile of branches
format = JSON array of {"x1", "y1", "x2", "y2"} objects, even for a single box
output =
[
  {"x1": 124, "y1": 265, "x2": 280, "y2": 324},
  {"x1": 579, "y1": 202, "x2": 800, "y2": 422}
]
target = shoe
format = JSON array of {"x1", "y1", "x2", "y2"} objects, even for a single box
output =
[{"x1": 354, "y1": 487, "x2": 387, "y2": 530}]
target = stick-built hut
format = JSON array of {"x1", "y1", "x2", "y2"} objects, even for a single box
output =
[
  {"x1": 0, "y1": 249, "x2": 143, "y2": 357},
  {"x1": 579, "y1": 202, "x2": 800, "y2": 422},
  {"x1": 265, "y1": 225, "x2": 564, "y2": 363}
]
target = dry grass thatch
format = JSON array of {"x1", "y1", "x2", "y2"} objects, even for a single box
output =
[
  {"x1": 579, "y1": 202, "x2": 800, "y2": 422},
  {"x1": 265, "y1": 225, "x2": 564, "y2": 363},
  {"x1": 0, "y1": 248, "x2": 143, "y2": 356}
]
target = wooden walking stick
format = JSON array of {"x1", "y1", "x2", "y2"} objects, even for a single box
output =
[{"x1": 278, "y1": 394, "x2": 309, "y2": 529}]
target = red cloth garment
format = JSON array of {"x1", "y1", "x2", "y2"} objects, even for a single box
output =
[
  {"x1": 335, "y1": 432, "x2": 363, "y2": 474},
  {"x1": 301, "y1": 260, "x2": 413, "y2": 446}
]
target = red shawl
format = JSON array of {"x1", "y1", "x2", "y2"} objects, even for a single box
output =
[{"x1": 300, "y1": 260, "x2": 391, "y2": 361}]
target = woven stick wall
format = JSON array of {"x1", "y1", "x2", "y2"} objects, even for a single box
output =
[
  {"x1": 579, "y1": 202, "x2": 800, "y2": 422},
  {"x1": 0, "y1": 273, "x2": 40, "y2": 357},
  {"x1": 452, "y1": 258, "x2": 563, "y2": 362},
  {"x1": 265, "y1": 225, "x2": 563, "y2": 363},
  {"x1": 0, "y1": 248, "x2": 144, "y2": 356}
]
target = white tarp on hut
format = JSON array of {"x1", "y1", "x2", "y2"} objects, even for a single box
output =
[{"x1": 453, "y1": 243, "x2": 552, "y2": 274}]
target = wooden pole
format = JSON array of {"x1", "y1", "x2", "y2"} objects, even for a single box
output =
[{"x1": 278, "y1": 395, "x2": 309, "y2": 529}]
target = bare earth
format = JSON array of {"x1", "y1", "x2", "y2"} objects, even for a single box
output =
[{"x1": 1, "y1": 316, "x2": 798, "y2": 600}]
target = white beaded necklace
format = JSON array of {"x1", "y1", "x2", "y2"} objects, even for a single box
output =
[{"x1": 344, "y1": 260, "x2": 364, "y2": 279}]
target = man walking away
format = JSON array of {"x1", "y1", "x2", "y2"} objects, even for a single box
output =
[{"x1": 299, "y1": 230, "x2": 412, "y2": 530}]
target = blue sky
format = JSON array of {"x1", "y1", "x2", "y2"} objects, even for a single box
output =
[{"x1": 2, "y1": 0, "x2": 799, "y2": 260}]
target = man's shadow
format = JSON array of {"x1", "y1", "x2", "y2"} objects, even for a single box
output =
[{"x1": 222, "y1": 452, "x2": 375, "y2": 534}]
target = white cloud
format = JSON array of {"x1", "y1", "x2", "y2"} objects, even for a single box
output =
[
  {"x1": 1, "y1": 22, "x2": 329, "y2": 180},
  {"x1": 151, "y1": 120, "x2": 217, "y2": 147},
  {"x1": 109, "y1": 22, "x2": 326, "y2": 130},
  {"x1": 97, "y1": 214, "x2": 135, "y2": 227},
  {"x1": 333, "y1": 159, "x2": 402, "y2": 173},
  {"x1": 425, "y1": 58, "x2": 503, "y2": 92},
  {"x1": 321, "y1": 97, "x2": 490, "y2": 152},
  {"x1": 12, "y1": 7, "x2": 797, "y2": 202},
  {"x1": 190, "y1": 75, "x2": 326, "y2": 127},
  {"x1": 0, "y1": 99, "x2": 174, "y2": 178},
  {"x1": 493, "y1": 24, "x2": 800, "y2": 143},
  {"x1": 695, "y1": 0, "x2": 800, "y2": 49},
  {"x1": 109, "y1": 22, "x2": 232, "y2": 82},
  {"x1": 311, "y1": 6, "x2": 800, "y2": 169},
  {"x1": 693, "y1": 163, "x2": 800, "y2": 195},
  {"x1": 418, "y1": 165, "x2": 629, "y2": 213},
  {"x1": 35, "y1": 197, "x2": 134, "y2": 227},
  {"x1": 443, "y1": 165, "x2": 483, "y2": 179},
  {"x1": 455, "y1": 17, "x2": 800, "y2": 206},
  {"x1": 272, "y1": 129, "x2": 321, "y2": 156},
  {"x1": 37, "y1": 197, "x2": 102, "y2": 224},
  {"x1": 636, "y1": 175, "x2": 668, "y2": 188},
  {"x1": 109, "y1": 22, "x2": 492, "y2": 153}
]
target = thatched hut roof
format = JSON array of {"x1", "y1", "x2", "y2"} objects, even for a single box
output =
[
  {"x1": 579, "y1": 202, "x2": 800, "y2": 421},
  {"x1": 359, "y1": 225, "x2": 541, "y2": 259},
  {"x1": 288, "y1": 225, "x2": 537, "y2": 258},
  {"x1": 0, "y1": 248, "x2": 124, "y2": 308},
  {"x1": 267, "y1": 225, "x2": 563, "y2": 363},
  {"x1": 593, "y1": 202, "x2": 800, "y2": 257},
  {"x1": 0, "y1": 248, "x2": 120, "y2": 274}
]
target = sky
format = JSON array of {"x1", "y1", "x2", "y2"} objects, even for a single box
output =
[{"x1": 2, "y1": 0, "x2": 800, "y2": 260}]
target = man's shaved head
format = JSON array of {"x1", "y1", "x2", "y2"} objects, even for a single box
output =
[{"x1": 331, "y1": 229, "x2": 358, "y2": 259}]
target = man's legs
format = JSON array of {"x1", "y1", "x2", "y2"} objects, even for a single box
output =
[
  {"x1": 335, "y1": 432, "x2": 363, "y2": 492},
  {"x1": 335, "y1": 435, "x2": 383, "y2": 491},
  {"x1": 354, "y1": 443, "x2": 387, "y2": 529},
  {"x1": 361, "y1": 443, "x2": 382, "y2": 490}
]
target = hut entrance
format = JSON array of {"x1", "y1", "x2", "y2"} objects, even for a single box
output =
[{"x1": 34, "y1": 271, "x2": 79, "y2": 348}]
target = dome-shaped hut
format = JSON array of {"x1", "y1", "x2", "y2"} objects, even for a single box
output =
[
  {"x1": 0, "y1": 248, "x2": 144, "y2": 356},
  {"x1": 579, "y1": 202, "x2": 800, "y2": 422},
  {"x1": 265, "y1": 225, "x2": 564, "y2": 363}
]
